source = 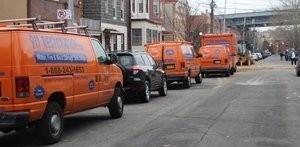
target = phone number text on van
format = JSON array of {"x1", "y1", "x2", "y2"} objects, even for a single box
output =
[{"x1": 45, "y1": 66, "x2": 85, "y2": 75}]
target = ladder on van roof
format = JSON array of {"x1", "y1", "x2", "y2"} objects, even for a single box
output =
[{"x1": 0, "y1": 18, "x2": 90, "y2": 36}]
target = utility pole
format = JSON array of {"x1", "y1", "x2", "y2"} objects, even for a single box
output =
[
  {"x1": 210, "y1": 0, "x2": 216, "y2": 33},
  {"x1": 68, "y1": 0, "x2": 74, "y2": 26},
  {"x1": 223, "y1": 0, "x2": 227, "y2": 33}
]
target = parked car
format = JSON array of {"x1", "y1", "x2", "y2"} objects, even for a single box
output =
[
  {"x1": 145, "y1": 41, "x2": 202, "y2": 88},
  {"x1": 251, "y1": 53, "x2": 259, "y2": 61},
  {"x1": 256, "y1": 52, "x2": 263, "y2": 60},
  {"x1": 0, "y1": 18, "x2": 124, "y2": 144},
  {"x1": 114, "y1": 52, "x2": 167, "y2": 103}
]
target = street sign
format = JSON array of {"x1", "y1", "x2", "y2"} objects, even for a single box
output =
[{"x1": 57, "y1": 9, "x2": 71, "y2": 20}]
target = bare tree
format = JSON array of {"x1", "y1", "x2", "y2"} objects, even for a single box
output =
[{"x1": 273, "y1": 0, "x2": 300, "y2": 49}]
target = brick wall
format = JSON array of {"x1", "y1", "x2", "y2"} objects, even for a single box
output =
[{"x1": 29, "y1": 0, "x2": 82, "y2": 23}]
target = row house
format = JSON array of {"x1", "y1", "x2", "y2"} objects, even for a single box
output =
[
  {"x1": 131, "y1": 0, "x2": 165, "y2": 51},
  {"x1": 83, "y1": 0, "x2": 129, "y2": 52},
  {"x1": 0, "y1": 0, "x2": 129, "y2": 52}
]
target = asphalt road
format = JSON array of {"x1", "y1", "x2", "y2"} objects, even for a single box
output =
[{"x1": 1, "y1": 55, "x2": 300, "y2": 147}]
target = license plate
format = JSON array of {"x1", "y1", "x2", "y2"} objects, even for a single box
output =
[
  {"x1": 166, "y1": 65, "x2": 175, "y2": 69},
  {"x1": 214, "y1": 60, "x2": 221, "y2": 64}
]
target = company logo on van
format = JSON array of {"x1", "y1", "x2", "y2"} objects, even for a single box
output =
[
  {"x1": 215, "y1": 50, "x2": 221, "y2": 54},
  {"x1": 166, "y1": 49, "x2": 174, "y2": 55},
  {"x1": 34, "y1": 85, "x2": 45, "y2": 99}
]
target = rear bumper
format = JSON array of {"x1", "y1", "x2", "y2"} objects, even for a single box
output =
[
  {"x1": 166, "y1": 74, "x2": 187, "y2": 82},
  {"x1": 201, "y1": 67, "x2": 228, "y2": 73},
  {"x1": 0, "y1": 111, "x2": 29, "y2": 129}
]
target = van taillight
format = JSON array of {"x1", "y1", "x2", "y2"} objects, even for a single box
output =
[
  {"x1": 133, "y1": 65, "x2": 140, "y2": 75},
  {"x1": 180, "y1": 62, "x2": 185, "y2": 69},
  {"x1": 15, "y1": 77, "x2": 30, "y2": 98}
]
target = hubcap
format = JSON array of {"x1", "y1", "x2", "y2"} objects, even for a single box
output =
[
  {"x1": 117, "y1": 96, "x2": 123, "y2": 111},
  {"x1": 145, "y1": 83, "x2": 150, "y2": 100},
  {"x1": 163, "y1": 79, "x2": 167, "y2": 94},
  {"x1": 50, "y1": 113, "x2": 61, "y2": 136}
]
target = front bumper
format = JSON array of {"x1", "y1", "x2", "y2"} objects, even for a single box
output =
[{"x1": 0, "y1": 111, "x2": 29, "y2": 129}]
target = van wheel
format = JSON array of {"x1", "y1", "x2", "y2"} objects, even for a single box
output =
[
  {"x1": 297, "y1": 71, "x2": 300, "y2": 77},
  {"x1": 36, "y1": 102, "x2": 63, "y2": 145},
  {"x1": 141, "y1": 81, "x2": 150, "y2": 103},
  {"x1": 195, "y1": 73, "x2": 202, "y2": 84},
  {"x1": 158, "y1": 77, "x2": 167, "y2": 96},
  {"x1": 108, "y1": 87, "x2": 123, "y2": 118},
  {"x1": 183, "y1": 76, "x2": 191, "y2": 88}
]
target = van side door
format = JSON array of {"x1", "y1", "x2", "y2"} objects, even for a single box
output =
[{"x1": 91, "y1": 40, "x2": 114, "y2": 105}]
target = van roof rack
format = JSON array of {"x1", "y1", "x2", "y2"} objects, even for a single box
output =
[
  {"x1": 0, "y1": 18, "x2": 38, "y2": 29},
  {"x1": 52, "y1": 25, "x2": 90, "y2": 36},
  {"x1": 1, "y1": 18, "x2": 90, "y2": 36}
]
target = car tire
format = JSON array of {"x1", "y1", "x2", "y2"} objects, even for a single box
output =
[
  {"x1": 225, "y1": 70, "x2": 231, "y2": 77},
  {"x1": 36, "y1": 102, "x2": 64, "y2": 145},
  {"x1": 297, "y1": 71, "x2": 300, "y2": 77},
  {"x1": 108, "y1": 87, "x2": 123, "y2": 118},
  {"x1": 195, "y1": 73, "x2": 202, "y2": 84},
  {"x1": 183, "y1": 76, "x2": 191, "y2": 88},
  {"x1": 158, "y1": 77, "x2": 167, "y2": 96},
  {"x1": 230, "y1": 69, "x2": 234, "y2": 75},
  {"x1": 141, "y1": 81, "x2": 150, "y2": 103}
]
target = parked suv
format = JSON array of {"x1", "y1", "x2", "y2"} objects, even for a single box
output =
[{"x1": 114, "y1": 52, "x2": 167, "y2": 103}]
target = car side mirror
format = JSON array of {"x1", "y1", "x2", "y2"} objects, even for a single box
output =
[
  {"x1": 152, "y1": 64, "x2": 158, "y2": 69},
  {"x1": 108, "y1": 54, "x2": 118, "y2": 64}
]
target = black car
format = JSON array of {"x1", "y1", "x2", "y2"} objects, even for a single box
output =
[{"x1": 114, "y1": 51, "x2": 167, "y2": 103}]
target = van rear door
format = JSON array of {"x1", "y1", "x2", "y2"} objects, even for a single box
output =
[{"x1": 0, "y1": 32, "x2": 13, "y2": 105}]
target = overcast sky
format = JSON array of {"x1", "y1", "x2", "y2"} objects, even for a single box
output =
[{"x1": 188, "y1": 0, "x2": 282, "y2": 14}]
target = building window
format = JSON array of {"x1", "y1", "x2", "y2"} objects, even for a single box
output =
[
  {"x1": 138, "y1": 0, "x2": 143, "y2": 13},
  {"x1": 132, "y1": 0, "x2": 135, "y2": 13},
  {"x1": 132, "y1": 29, "x2": 142, "y2": 46},
  {"x1": 145, "y1": 0, "x2": 148, "y2": 13},
  {"x1": 121, "y1": 0, "x2": 124, "y2": 19},
  {"x1": 146, "y1": 29, "x2": 152, "y2": 43},
  {"x1": 153, "y1": 30, "x2": 157, "y2": 42},
  {"x1": 153, "y1": 0, "x2": 159, "y2": 17},
  {"x1": 121, "y1": 34, "x2": 124, "y2": 51},
  {"x1": 105, "y1": 0, "x2": 108, "y2": 13},
  {"x1": 113, "y1": 0, "x2": 117, "y2": 18}
]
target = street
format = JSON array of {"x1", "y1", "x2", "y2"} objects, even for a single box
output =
[{"x1": 1, "y1": 55, "x2": 300, "y2": 147}]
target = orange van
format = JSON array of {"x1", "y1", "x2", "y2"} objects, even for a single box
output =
[
  {"x1": 199, "y1": 45, "x2": 233, "y2": 77},
  {"x1": 0, "y1": 18, "x2": 123, "y2": 144},
  {"x1": 145, "y1": 41, "x2": 202, "y2": 88}
]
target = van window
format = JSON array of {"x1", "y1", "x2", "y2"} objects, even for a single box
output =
[
  {"x1": 181, "y1": 45, "x2": 194, "y2": 59},
  {"x1": 92, "y1": 40, "x2": 108, "y2": 63}
]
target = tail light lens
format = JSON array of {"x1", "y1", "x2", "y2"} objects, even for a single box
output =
[
  {"x1": 15, "y1": 76, "x2": 30, "y2": 98},
  {"x1": 180, "y1": 62, "x2": 185, "y2": 69},
  {"x1": 133, "y1": 65, "x2": 140, "y2": 75}
]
